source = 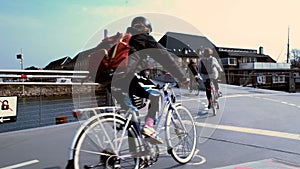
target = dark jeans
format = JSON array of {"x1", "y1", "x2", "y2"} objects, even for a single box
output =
[{"x1": 203, "y1": 79, "x2": 219, "y2": 101}]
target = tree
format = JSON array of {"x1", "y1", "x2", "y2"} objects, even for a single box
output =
[{"x1": 290, "y1": 48, "x2": 300, "y2": 68}]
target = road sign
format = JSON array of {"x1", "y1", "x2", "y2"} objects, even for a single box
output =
[{"x1": 0, "y1": 96, "x2": 17, "y2": 123}]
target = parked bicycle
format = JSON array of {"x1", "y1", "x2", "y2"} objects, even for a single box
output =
[{"x1": 66, "y1": 82, "x2": 197, "y2": 169}]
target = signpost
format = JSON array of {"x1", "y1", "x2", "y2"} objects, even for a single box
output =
[{"x1": 0, "y1": 96, "x2": 17, "y2": 123}]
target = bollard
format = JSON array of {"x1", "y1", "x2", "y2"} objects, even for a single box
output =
[{"x1": 56, "y1": 116, "x2": 68, "y2": 124}]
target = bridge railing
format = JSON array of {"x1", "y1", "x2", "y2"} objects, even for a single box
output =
[{"x1": 0, "y1": 69, "x2": 109, "y2": 133}]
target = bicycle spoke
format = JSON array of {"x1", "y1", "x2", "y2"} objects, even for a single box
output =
[
  {"x1": 166, "y1": 105, "x2": 197, "y2": 164},
  {"x1": 72, "y1": 115, "x2": 141, "y2": 169},
  {"x1": 117, "y1": 115, "x2": 132, "y2": 153}
]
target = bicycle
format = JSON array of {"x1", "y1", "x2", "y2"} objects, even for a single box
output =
[
  {"x1": 66, "y1": 82, "x2": 197, "y2": 169},
  {"x1": 209, "y1": 80, "x2": 220, "y2": 116},
  {"x1": 188, "y1": 78, "x2": 200, "y2": 96}
]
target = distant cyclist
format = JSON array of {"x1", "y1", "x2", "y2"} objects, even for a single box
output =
[{"x1": 196, "y1": 47, "x2": 223, "y2": 109}]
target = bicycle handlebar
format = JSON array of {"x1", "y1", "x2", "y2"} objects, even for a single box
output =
[{"x1": 139, "y1": 79, "x2": 175, "y2": 97}]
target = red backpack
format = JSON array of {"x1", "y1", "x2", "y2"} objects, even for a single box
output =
[{"x1": 89, "y1": 32, "x2": 132, "y2": 84}]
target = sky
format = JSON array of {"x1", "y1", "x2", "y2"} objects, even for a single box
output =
[{"x1": 1, "y1": 0, "x2": 300, "y2": 69}]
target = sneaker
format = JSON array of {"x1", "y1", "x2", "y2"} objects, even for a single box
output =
[
  {"x1": 198, "y1": 110, "x2": 208, "y2": 116},
  {"x1": 208, "y1": 103, "x2": 211, "y2": 109},
  {"x1": 142, "y1": 125, "x2": 164, "y2": 144},
  {"x1": 208, "y1": 99, "x2": 212, "y2": 109},
  {"x1": 218, "y1": 91, "x2": 222, "y2": 97}
]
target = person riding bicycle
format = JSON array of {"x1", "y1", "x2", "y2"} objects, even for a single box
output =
[
  {"x1": 111, "y1": 16, "x2": 189, "y2": 144},
  {"x1": 196, "y1": 47, "x2": 223, "y2": 109}
]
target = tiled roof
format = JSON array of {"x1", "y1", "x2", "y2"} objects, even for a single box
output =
[
  {"x1": 44, "y1": 56, "x2": 72, "y2": 70},
  {"x1": 159, "y1": 32, "x2": 215, "y2": 57}
]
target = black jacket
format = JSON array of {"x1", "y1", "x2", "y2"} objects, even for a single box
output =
[{"x1": 125, "y1": 27, "x2": 186, "y2": 83}]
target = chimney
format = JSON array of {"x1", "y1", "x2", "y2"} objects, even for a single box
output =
[
  {"x1": 259, "y1": 46, "x2": 264, "y2": 55},
  {"x1": 104, "y1": 29, "x2": 108, "y2": 39}
]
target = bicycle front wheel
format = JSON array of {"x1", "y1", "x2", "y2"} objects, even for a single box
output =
[
  {"x1": 71, "y1": 114, "x2": 142, "y2": 169},
  {"x1": 166, "y1": 105, "x2": 197, "y2": 164},
  {"x1": 211, "y1": 90, "x2": 219, "y2": 116}
]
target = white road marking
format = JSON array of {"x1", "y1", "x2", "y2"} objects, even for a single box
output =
[
  {"x1": 181, "y1": 93, "x2": 300, "y2": 141},
  {"x1": 195, "y1": 122, "x2": 300, "y2": 140},
  {"x1": 256, "y1": 96, "x2": 300, "y2": 109},
  {"x1": 187, "y1": 154, "x2": 206, "y2": 165},
  {"x1": 0, "y1": 160, "x2": 39, "y2": 169}
]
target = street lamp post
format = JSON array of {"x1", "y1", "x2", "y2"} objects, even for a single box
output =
[
  {"x1": 16, "y1": 52, "x2": 25, "y2": 95},
  {"x1": 16, "y1": 54, "x2": 23, "y2": 69}
]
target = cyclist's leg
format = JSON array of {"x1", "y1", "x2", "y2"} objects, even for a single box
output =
[
  {"x1": 145, "y1": 94, "x2": 158, "y2": 124},
  {"x1": 143, "y1": 94, "x2": 164, "y2": 144},
  {"x1": 212, "y1": 79, "x2": 219, "y2": 91},
  {"x1": 129, "y1": 75, "x2": 154, "y2": 124},
  {"x1": 189, "y1": 72, "x2": 194, "y2": 92},
  {"x1": 212, "y1": 78, "x2": 222, "y2": 97},
  {"x1": 204, "y1": 79, "x2": 211, "y2": 100},
  {"x1": 129, "y1": 75, "x2": 163, "y2": 144},
  {"x1": 204, "y1": 79, "x2": 212, "y2": 108}
]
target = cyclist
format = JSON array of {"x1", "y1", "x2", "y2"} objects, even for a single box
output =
[
  {"x1": 196, "y1": 47, "x2": 223, "y2": 109},
  {"x1": 111, "y1": 16, "x2": 189, "y2": 143},
  {"x1": 187, "y1": 59, "x2": 198, "y2": 91}
]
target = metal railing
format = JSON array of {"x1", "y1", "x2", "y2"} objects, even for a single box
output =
[{"x1": 0, "y1": 69, "x2": 104, "y2": 133}]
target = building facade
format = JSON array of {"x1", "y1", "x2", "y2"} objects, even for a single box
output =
[{"x1": 46, "y1": 31, "x2": 299, "y2": 92}]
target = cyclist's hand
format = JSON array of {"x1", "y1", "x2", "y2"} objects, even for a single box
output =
[
  {"x1": 180, "y1": 78, "x2": 190, "y2": 87},
  {"x1": 195, "y1": 75, "x2": 202, "y2": 82}
]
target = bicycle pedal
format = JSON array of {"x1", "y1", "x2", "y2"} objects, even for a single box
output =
[{"x1": 112, "y1": 124, "x2": 124, "y2": 131}]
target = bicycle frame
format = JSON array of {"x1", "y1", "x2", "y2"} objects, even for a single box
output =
[
  {"x1": 210, "y1": 81, "x2": 216, "y2": 98},
  {"x1": 140, "y1": 83, "x2": 187, "y2": 144}
]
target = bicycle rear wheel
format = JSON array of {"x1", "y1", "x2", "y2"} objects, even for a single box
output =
[
  {"x1": 166, "y1": 105, "x2": 197, "y2": 164},
  {"x1": 189, "y1": 81, "x2": 200, "y2": 96},
  {"x1": 193, "y1": 83, "x2": 200, "y2": 96},
  {"x1": 71, "y1": 114, "x2": 142, "y2": 169}
]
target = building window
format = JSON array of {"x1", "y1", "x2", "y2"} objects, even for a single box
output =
[
  {"x1": 242, "y1": 57, "x2": 257, "y2": 63},
  {"x1": 229, "y1": 58, "x2": 237, "y2": 65},
  {"x1": 221, "y1": 58, "x2": 237, "y2": 66},
  {"x1": 273, "y1": 75, "x2": 285, "y2": 83},
  {"x1": 257, "y1": 75, "x2": 266, "y2": 84},
  {"x1": 242, "y1": 57, "x2": 247, "y2": 63}
]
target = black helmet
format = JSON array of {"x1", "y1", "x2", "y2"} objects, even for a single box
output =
[{"x1": 131, "y1": 16, "x2": 152, "y2": 33}]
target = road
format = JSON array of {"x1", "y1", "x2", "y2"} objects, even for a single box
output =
[{"x1": 0, "y1": 84, "x2": 300, "y2": 169}]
